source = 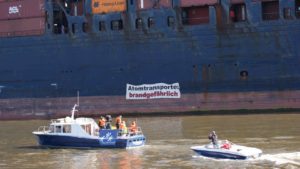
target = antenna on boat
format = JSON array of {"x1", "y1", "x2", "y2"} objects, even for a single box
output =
[
  {"x1": 71, "y1": 104, "x2": 78, "y2": 120},
  {"x1": 77, "y1": 90, "x2": 80, "y2": 106}
]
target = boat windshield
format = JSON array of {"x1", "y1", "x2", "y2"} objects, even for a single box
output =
[{"x1": 49, "y1": 125, "x2": 54, "y2": 133}]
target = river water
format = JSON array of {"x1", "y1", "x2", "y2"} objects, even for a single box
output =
[{"x1": 0, "y1": 113, "x2": 300, "y2": 169}]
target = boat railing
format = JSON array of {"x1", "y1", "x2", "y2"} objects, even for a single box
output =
[
  {"x1": 128, "y1": 127, "x2": 143, "y2": 136},
  {"x1": 219, "y1": 140, "x2": 233, "y2": 145},
  {"x1": 117, "y1": 127, "x2": 144, "y2": 137},
  {"x1": 36, "y1": 126, "x2": 50, "y2": 133},
  {"x1": 50, "y1": 119, "x2": 63, "y2": 124},
  {"x1": 50, "y1": 119, "x2": 59, "y2": 124}
]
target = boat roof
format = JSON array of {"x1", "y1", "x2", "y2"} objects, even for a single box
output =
[{"x1": 50, "y1": 116, "x2": 97, "y2": 126}]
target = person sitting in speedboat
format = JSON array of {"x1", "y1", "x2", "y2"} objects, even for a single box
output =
[{"x1": 208, "y1": 131, "x2": 218, "y2": 148}]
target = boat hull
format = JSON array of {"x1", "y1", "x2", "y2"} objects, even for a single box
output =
[
  {"x1": 33, "y1": 134, "x2": 146, "y2": 148},
  {"x1": 1, "y1": 90, "x2": 300, "y2": 120},
  {"x1": 191, "y1": 144, "x2": 262, "y2": 160},
  {"x1": 191, "y1": 149, "x2": 247, "y2": 160}
]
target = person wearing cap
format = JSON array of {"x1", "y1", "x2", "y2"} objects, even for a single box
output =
[{"x1": 208, "y1": 131, "x2": 218, "y2": 148}]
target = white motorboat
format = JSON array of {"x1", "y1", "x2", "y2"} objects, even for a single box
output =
[
  {"x1": 191, "y1": 140, "x2": 262, "y2": 160},
  {"x1": 32, "y1": 104, "x2": 146, "y2": 148}
]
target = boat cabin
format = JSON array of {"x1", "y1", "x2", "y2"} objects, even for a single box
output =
[{"x1": 48, "y1": 117, "x2": 99, "y2": 136}]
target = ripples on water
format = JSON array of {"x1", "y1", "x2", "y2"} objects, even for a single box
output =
[{"x1": 0, "y1": 114, "x2": 300, "y2": 169}]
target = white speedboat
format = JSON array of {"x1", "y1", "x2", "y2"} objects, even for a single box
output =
[
  {"x1": 191, "y1": 140, "x2": 262, "y2": 160},
  {"x1": 32, "y1": 104, "x2": 146, "y2": 148}
]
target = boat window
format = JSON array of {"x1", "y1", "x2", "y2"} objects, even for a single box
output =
[
  {"x1": 63, "y1": 125, "x2": 71, "y2": 133},
  {"x1": 86, "y1": 124, "x2": 91, "y2": 135},
  {"x1": 296, "y1": 0, "x2": 300, "y2": 18},
  {"x1": 49, "y1": 125, "x2": 54, "y2": 133},
  {"x1": 230, "y1": 3, "x2": 246, "y2": 22},
  {"x1": 55, "y1": 125, "x2": 62, "y2": 133},
  {"x1": 148, "y1": 17, "x2": 155, "y2": 28},
  {"x1": 136, "y1": 18, "x2": 143, "y2": 30},
  {"x1": 167, "y1": 16, "x2": 175, "y2": 28},
  {"x1": 99, "y1": 21, "x2": 106, "y2": 31},
  {"x1": 81, "y1": 124, "x2": 91, "y2": 135},
  {"x1": 262, "y1": 0, "x2": 279, "y2": 20},
  {"x1": 81, "y1": 125, "x2": 85, "y2": 131},
  {"x1": 111, "y1": 20, "x2": 123, "y2": 30},
  {"x1": 182, "y1": 6, "x2": 209, "y2": 25}
]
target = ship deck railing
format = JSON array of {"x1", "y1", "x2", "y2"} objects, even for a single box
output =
[
  {"x1": 118, "y1": 127, "x2": 144, "y2": 137},
  {"x1": 128, "y1": 127, "x2": 144, "y2": 136},
  {"x1": 50, "y1": 119, "x2": 65, "y2": 124},
  {"x1": 35, "y1": 126, "x2": 50, "y2": 133}
]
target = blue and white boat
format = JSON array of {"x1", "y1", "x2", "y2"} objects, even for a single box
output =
[
  {"x1": 191, "y1": 140, "x2": 262, "y2": 160},
  {"x1": 32, "y1": 104, "x2": 146, "y2": 148}
]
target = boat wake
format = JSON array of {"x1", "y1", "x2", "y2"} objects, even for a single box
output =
[
  {"x1": 258, "y1": 152, "x2": 300, "y2": 166},
  {"x1": 192, "y1": 152, "x2": 300, "y2": 168}
]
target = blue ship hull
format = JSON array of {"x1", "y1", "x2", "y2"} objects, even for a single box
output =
[
  {"x1": 1, "y1": 0, "x2": 300, "y2": 119},
  {"x1": 34, "y1": 134, "x2": 146, "y2": 148}
]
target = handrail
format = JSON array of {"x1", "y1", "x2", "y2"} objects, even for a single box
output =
[
  {"x1": 128, "y1": 127, "x2": 143, "y2": 135},
  {"x1": 117, "y1": 126, "x2": 144, "y2": 136},
  {"x1": 35, "y1": 126, "x2": 50, "y2": 133}
]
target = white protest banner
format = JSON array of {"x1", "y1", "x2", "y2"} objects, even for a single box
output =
[{"x1": 126, "y1": 83, "x2": 181, "y2": 100}]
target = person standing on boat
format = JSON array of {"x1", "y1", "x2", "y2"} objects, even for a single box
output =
[
  {"x1": 119, "y1": 121, "x2": 128, "y2": 136},
  {"x1": 208, "y1": 131, "x2": 218, "y2": 148},
  {"x1": 115, "y1": 115, "x2": 122, "y2": 129},
  {"x1": 105, "y1": 115, "x2": 112, "y2": 129},
  {"x1": 130, "y1": 121, "x2": 137, "y2": 135},
  {"x1": 98, "y1": 116, "x2": 106, "y2": 129}
]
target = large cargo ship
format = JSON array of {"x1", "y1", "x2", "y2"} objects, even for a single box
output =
[{"x1": 0, "y1": 0, "x2": 300, "y2": 120}]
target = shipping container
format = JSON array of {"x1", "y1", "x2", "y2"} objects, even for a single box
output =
[
  {"x1": 159, "y1": 0, "x2": 172, "y2": 8},
  {"x1": 0, "y1": 0, "x2": 45, "y2": 20},
  {"x1": 136, "y1": 0, "x2": 172, "y2": 10},
  {"x1": 262, "y1": 0, "x2": 279, "y2": 20},
  {"x1": 180, "y1": 0, "x2": 218, "y2": 7},
  {"x1": 0, "y1": 17, "x2": 45, "y2": 37},
  {"x1": 91, "y1": 0, "x2": 126, "y2": 14},
  {"x1": 185, "y1": 6, "x2": 209, "y2": 25}
]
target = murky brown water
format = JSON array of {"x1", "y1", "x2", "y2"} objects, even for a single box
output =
[{"x1": 0, "y1": 113, "x2": 300, "y2": 169}]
